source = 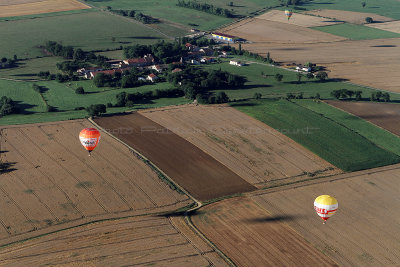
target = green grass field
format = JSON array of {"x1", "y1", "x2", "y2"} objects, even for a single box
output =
[
  {"x1": 232, "y1": 99, "x2": 400, "y2": 171},
  {"x1": 312, "y1": 23, "x2": 400, "y2": 40},
  {"x1": 299, "y1": 0, "x2": 400, "y2": 20},
  {"x1": 86, "y1": 0, "x2": 234, "y2": 30},
  {"x1": 0, "y1": 78, "x2": 189, "y2": 125},
  {"x1": 294, "y1": 99, "x2": 400, "y2": 156},
  {"x1": 0, "y1": 11, "x2": 167, "y2": 59},
  {"x1": 201, "y1": 59, "x2": 399, "y2": 100}
]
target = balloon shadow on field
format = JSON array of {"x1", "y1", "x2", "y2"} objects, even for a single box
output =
[
  {"x1": 242, "y1": 214, "x2": 305, "y2": 224},
  {"x1": 157, "y1": 209, "x2": 206, "y2": 218}
]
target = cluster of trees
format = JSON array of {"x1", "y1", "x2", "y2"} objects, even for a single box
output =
[
  {"x1": 92, "y1": 69, "x2": 157, "y2": 88},
  {"x1": 0, "y1": 56, "x2": 17, "y2": 69},
  {"x1": 280, "y1": 0, "x2": 303, "y2": 5},
  {"x1": 371, "y1": 91, "x2": 391, "y2": 102},
  {"x1": 114, "y1": 88, "x2": 184, "y2": 107},
  {"x1": 168, "y1": 67, "x2": 246, "y2": 99},
  {"x1": 331, "y1": 89, "x2": 363, "y2": 100},
  {"x1": 177, "y1": 0, "x2": 233, "y2": 17},
  {"x1": 181, "y1": 36, "x2": 216, "y2": 47},
  {"x1": 286, "y1": 92, "x2": 304, "y2": 99},
  {"x1": 108, "y1": 8, "x2": 159, "y2": 24},
  {"x1": 86, "y1": 104, "x2": 106, "y2": 117},
  {"x1": 124, "y1": 41, "x2": 184, "y2": 63},
  {"x1": 222, "y1": 45, "x2": 274, "y2": 64},
  {"x1": 196, "y1": 91, "x2": 229, "y2": 104},
  {"x1": 0, "y1": 96, "x2": 16, "y2": 116}
]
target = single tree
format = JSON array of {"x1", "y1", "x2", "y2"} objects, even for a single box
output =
[
  {"x1": 316, "y1": 71, "x2": 328, "y2": 82},
  {"x1": 275, "y1": 73, "x2": 283, "y2": 82},
  {"x1": 365, "y1": 17, "x2": 373, "y2": 23},
  {"x1": 216, "y1": 91, "x2": 229, "y2": 103},
  {"x1": 296, "y1": 72, "x2": 303, "y2": 83},
  {"x1": 355, "y1": 91, "x2": 362, "y2": 101},
  {"x1": 86, "y1": 104, "x2": 106, "y2": 117},
  {"x1": 346, "y1": 90, "x2": 355, "y2": 99},
  {"x1": 306, "y1": 72, "x2": 314, "y2": 80},
  {"x1": 315, "y1": 93, "x2": 321, "y2": 100},
  {"x1": 331, "y1": 90, "x2": 341, "y2": 100},
  {"x1": 383, "y1": 92, "x2": 390, "y2": 102},
  {"x1": 254, "y1": 92, "x2": 262, "y2": 99},
  {"x1": 362, "y1": 1, "x2": 366, "y2": 8},
  {"x1": 75, "y1": 87, "x2": 85, "y2": 94}
]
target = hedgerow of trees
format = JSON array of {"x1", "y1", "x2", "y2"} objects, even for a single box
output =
[
  {"x1": 124, "y1": 41, "x2": 184, "y2": 63},
  {"x1": 109, "y1": 8, "x2": 159, "y2": 24},
  {"x1": 114, "y1": 88, "x2": 184, "y2": 107},
  {"x1": 177, "y1": 0, "x2": 234, "y2": 17},
  {"x1": 221, "y1": 46, "x2": 275, "y2": 64}
]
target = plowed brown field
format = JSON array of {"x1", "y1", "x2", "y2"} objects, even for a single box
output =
[
  {"x1": 0, "y1": 0, "x2": 90, "y2": 17},
  {"x1": 257, "y1": 10, "x2": 341, "y2": 27},
  {"x1": 303, "y1": 9, "x2": 393, "y2": 24},
  {"x1": 140, "y1": 105, "x2": 338, "y2": 188},
  {"x1": 0, "y1": 120, "x2": 191, "y2": 245},
  {"x1": 325, "y1": 100, "x2": 400, "y2": 136},
  {"x1": 94, "y1": 113, "x2": 256, "y2": 201},
  {"x1": 192, "y1": 197, "x2": 338, "y2": 266},
  {"x1": 0, "y1": 215, "x2": 228, "y2": 266},
  {"x1": 252, "y1": 164, "x2": 400, "y2": 266}
]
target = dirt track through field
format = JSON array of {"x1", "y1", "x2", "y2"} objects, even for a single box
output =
[
  {"x1": 94, "y1": 113, "x2": 256, "y2": 201},
  {"x1": 192, "y1": 197, "x2": 338, "y2": 266},
  {"x1": 325, "y1": 100, "x2": 400, "y2": 136},
  {"x1": 0, "y1": 215, "x2": 228, "y2": 266},
  {"x1": 251, "y1": 164, "x2": 400, "y2": 266},
  {"x1": 0, "y1": 0, "x2": 90, "y2": 17},
  {"x1": 140, "y1": 105, "x2": 338, "y2": 188},
  {"x1": 0, "y1": 120, "x2": 191, "y2": 244}
]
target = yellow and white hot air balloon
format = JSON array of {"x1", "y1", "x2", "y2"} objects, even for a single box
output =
[{"x1": 314, "y1": 195, "x2": 338, "y2": 224}]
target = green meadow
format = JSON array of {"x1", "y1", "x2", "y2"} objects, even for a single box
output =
[{"x1": 233, "y1": 99, "x2": 400, "y2": 171}]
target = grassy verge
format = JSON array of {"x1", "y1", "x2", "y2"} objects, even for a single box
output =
[
  {"x1": 312, "y1": 23, "x2": 400, "y2": 40},
  {"x1": 232, "y1": 98, "x2": 400, "y2": 171}
]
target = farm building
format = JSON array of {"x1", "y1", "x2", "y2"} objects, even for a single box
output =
[
  {"x1": 230, "y1": 60, "x2": 244, "y2": 66},
  {"x1": 212, "y1": 32, "x2": 236, "y2": 42}
]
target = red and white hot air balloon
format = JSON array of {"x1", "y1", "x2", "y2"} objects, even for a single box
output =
[
  {"x1": 79, "y1": 128, "x2": 101, "y2": 155},
  {"x1": 314, "y1": 195, "x2": 338, "y2": 224}
]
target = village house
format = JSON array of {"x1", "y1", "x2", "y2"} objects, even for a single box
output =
[
  {"x1": 151, "y1": 64, "x2": 163, "y2": 73},
  {"x1": 230, "y1": 60, "x2": 244, "y2": 67},
  {"x1": 146, "y1": 73, "x2": 158, "y2": 82},
  {"x1": 200, "y1": 57, "x2": 214, "y2": 64},
  {"x1": 77, "y1": 66, "x2": 103, "y2": 77},
  {"x1": 123, "y1": 54, "x2": 155, "y2": 67}
]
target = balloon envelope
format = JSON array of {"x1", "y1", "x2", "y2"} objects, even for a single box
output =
[
  {"x1": 314, "y1": 195, "x2": 338, "y2": 222},
  {"x1": 79, "y1": 128, "x2": 101, "y2": 153},
  {"x1": 285, "y1": 10, "x2": 293, "y2": 20}
]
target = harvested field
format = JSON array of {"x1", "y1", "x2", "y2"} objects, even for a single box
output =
[
  {"x1": 252, "y1": 163, "x2": 400, "y2": 266},
  {"x1": 220, "y1": 18, "x2": 346, "y2": 43},
  {"x1": 192, "y1": 197, "x2": 338, "y2": 266},
  {"x1": 257, "y1": 10, "x2": 341, "y2": 27},
  {"x1": 303, "y1": 9, "x2": 393, "y2": 24},
  {"x1": 0, "y1": 120, "x2": 191, "y2": 245},
  {"x1": 366, "y1": 20, "x2": 400, "y2": 34},
  {"x1": 325, "y1": 100, "x2": 400, "y2": 136},
  {"x1": 241, "y1": 38, "x2": 400, "y2": 92},
  {"x1": 0, "y1": 215, "x2": 227, "y2": 266},
  {"x1": 94, "y1": 113, "x2": 256, "y2": 201},
  {"x1": 0, "y1": 0, "x2": 90, "y2": 18},
  {"x1": 140, "y1": 105, "x2": 338, "y2": 188}
]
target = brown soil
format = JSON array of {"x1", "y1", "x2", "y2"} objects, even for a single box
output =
[
  {"x1": 0, "y1": 120, "x2": 191, "y2": 244},
  {"x1": 251, "y1": 164, "x2": 400, "y2": 266},
  {"x1": 0, "y1": 215, "x2": 227, "y2": 266},
  {"x1": 366, "y1": 20, "x2": 400, "y2": 34},
  {"x1": 93, "y1": 113, "x2": 256, "y2": 201},
  {"x1": 325, "y1": 100, "x2": 400, "y2": 136},
  {"x1": 257, "y1": 10, "x2": 341, "y2": 27},
  {"x1": 220, "y1": 18, "x2": 346, "y2": 44},
  {"x1": 192, "y1": 197, "x2": 338, "y2": 266},
  {"x1": 303, "y1": 9, "x2": 393, "y2": 24},
  {"x1": 140, "y1": 105, "x2": 339, "y2": 188},
  {"x1": 0, "y1": 0, "x2": 90, "y2": 17}
]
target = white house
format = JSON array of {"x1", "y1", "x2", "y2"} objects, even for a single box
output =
[{"x1": 230, "y1": 60, "x2": 244, "y2": 66}]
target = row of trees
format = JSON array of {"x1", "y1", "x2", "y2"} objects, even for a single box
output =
[
  {"x1": 108, "y1": 8, "x2": 159, "y2": 24},
  {"x1": 168, "y1": 67, "x2": 246, "y2": 99},
  {"x1": 0, "y1": 56, "x2": 17, "y2": 69},
  {"x1": 330, "y1": 89, "x2": 391, "y2": 102},
  {"x1": 115, "y1": 88, "x2": 184, "y2": 107},
  {"x1": 196, "y1": 91, "x2": 229, "y2": 104},
  {"x1": 177, "y1": 0, "x2": 234, "y2": 17}
]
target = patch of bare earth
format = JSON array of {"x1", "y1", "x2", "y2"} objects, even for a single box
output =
[
  {"x1": 140, "y1": 105, "x2": 339, "y2": 189},
  {"x1": 220, "y1": 18, "x2": 346, "y2": 44},
  {"x1": 366, "y1": 20, "x2": 400, "y2": 34},
  {"x1": 303, "y1": 9, "x2": 393, "y2": 24},
  {"x1": 325, "y1": 100, "x2": 400, "y2": 136},
  {"x1": 257, "y1": 10, "x2": 341, "y2": 27},
  {"x1": 0, "y1": 120, "x2": 191, "y2": 246},
  {"x1": 240, "y1": 38, "x2": 400, "y2": 92},
  {"x1": 251, "y1": 164, "x2": 400, "y2": 266},
  {"x1": 0, "y1": 215, "x2": 227, "y2": 266},
  {"x1": 192, "y1": 197, "x2": 338, "y2": 266},
  {"x1": 94, "y1": 113, "x2": 256, "y2": 201},
  {"x1": 0, "y1": 0, "x2": 90, "y2": 17}
]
